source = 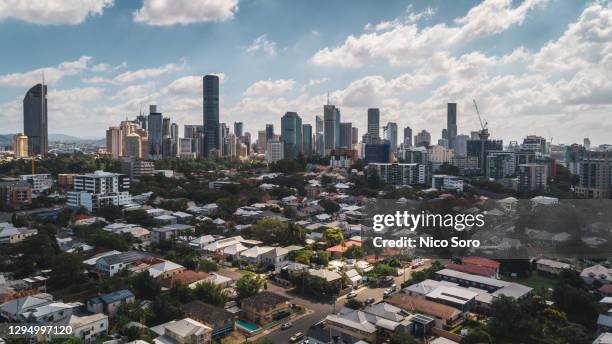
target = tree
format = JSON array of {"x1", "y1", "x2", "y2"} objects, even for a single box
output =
[
  {"x1": 193, "y1": 280, "x2": 228, "y2": 307},
  {"x1": 50, "y1": 253, "x2": 85, "y2": 286},
  {"x1": 124, "y1": 209, "x2": 155, "y2": 227},
  {"x1": 314, "y1": 250, "x2": 329, "y2": 266},
  {"x1": 389, "y1": 332, "x2": 416, "y2": 344},
  {"x1": 149, "y1": 295, "x2": 183, "y2": 325},
  {"x1": 319, "y1": 199, "x2": 340, "y2": 214},
  {"x1": 236, "y1": 274, "x2": 262, "y2": 299},
  {"x1": 131, "y1": 271, "x2": 161, "y2": 300},
  {"x1": 198, "y1": 259, "x2": 218, "y2": 272},
  {"x1": 345, "y1": 298, "x2": 364, "y2": 310},
  {"x1": 95, "y1": 205, "x2": 123, "y2": 222},
  {"x1": 324, "y1": 228, "x2": 344, "y2": 246}
]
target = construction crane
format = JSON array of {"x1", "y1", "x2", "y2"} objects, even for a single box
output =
[{"x1": 472, "y1": 99, "x2": 490, "y2": 140}]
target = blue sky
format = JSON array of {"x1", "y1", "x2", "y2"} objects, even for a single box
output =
[{"x1": 0, "y1": 0, "x2": 610, "y2": 145}]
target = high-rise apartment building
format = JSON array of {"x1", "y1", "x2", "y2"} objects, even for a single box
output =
[
  {"x1": 266, "y1": 141, "x2": 284, "y2": 163},
  {"x1": 203, "y1": 75, "x2": 220, "y2": 158},
  {"x1": 257, "y1": 130, "x2": 267, "y2": 154},
  {"x1": 124, "y1": 133, "x2": 141, "y2": 158},
  {"x1": 266, "y1": 124, "x2": 274, "y2": 141},
  {"x1": 12, "y1": 133, "x2": 28, "y2": 158},
  {"x1": 414, "y1": 130, "x2": 431, "y2": 147},
  {"x1": 517, "y1": 164, "x2": 547, "y2": 193},
  {"x1": 403, "y1": 127, "x2": 412, "y2": 147},
  {"x1": 106, "y1": 126, "x2": 122, "y2": 159},
  {"x1": 23, "y1": 83, "x2": 48, "y2": 155},
  {"x1": 67, "y1": 171, "x2": 131, "y2": 212},
  {"x1": 575, "y1": 151, "x2": 612, "y2": 199}
]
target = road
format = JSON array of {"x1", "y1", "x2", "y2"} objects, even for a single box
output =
[{"x1": 259, "y1": 261, "x2": 434, "y2": 343}]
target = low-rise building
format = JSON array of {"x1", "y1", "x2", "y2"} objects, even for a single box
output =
[
  {"x1": 87, "y1": 289, "x2": 135, "y2": 316},
  {"x1": 431, "y1": 175, "x2": 464, "y2": 192},
  {"x1": 69, "y1": 312, "x2": 109, "y2": 341},
  {"x1": 150, "y1": 318, "x2": 212, "y2": 344},
  {"x1": 581, "y1": 265, "x2": 612, "y2": 285},
  {"x1": 535, "y1": 259, "x2": 571, "y2": 276},
  {"x1": 240, "y1": 291, "x2": 290, "y2": 325},
  {"x1": 182, "y1": 301, "x2": 236, "y2": 339},
  {"x1": 0, "y1": 223, "x2": 37, "y2": 244}
]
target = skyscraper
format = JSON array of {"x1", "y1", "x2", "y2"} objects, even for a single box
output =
[
  {"x1": 106, "y1": 126, "x2": 122, "y2": 159},
  {"x1": 447, "y1": 103, "x2": 457, "y2": 149},
  {"x1": 414, "y1": 130, "x2": 431, "y2": 147},
  {"x1": 315, "y1": 115, "x2": 324, "y2": 134},
  {"x1": 281, "y1": 112, "x2": 303, "y2": 159},
  {"x1": 23, "y1": 83, "x2": 48, "y2": 155},
  {"x1": 257, "y1": 130, "x2": 267, "y2": 154},
  {"x1": 383, "y1": 122, "x2": 398, "y2": 151},
  {"x1": 404, "y1": 126, "x2": 413, "y2": 146},
  {"x1": 352, "y1": 127, "x2": 359, "y2": 145},
  {"x1": 340, "y1": 122, "x2": 353, "y2": 149},
  {"x1": 302, "y1": 124, "x2": 313, "y2": 156},
  {"x1": 203, "y1": 75, "x2": 220, "y2": 158},
  {"x1": 266, "y1": 124, "x2": 274, "y2": 141},
  {"x1": 148, "y1": 106, "x2": 163, "y2": 158},
  {"x1": 12, "y1": 133, "x2": 28, "y2": 158},
  {"x1": 367, "y1": 108, "x2": 380, "y2": 139},
  {"x1": 234, "y1": 122, "x2": 243, "y2": 137},
  {"x1": 324, "y1": 104, "x2": 340, "y2": 154}
]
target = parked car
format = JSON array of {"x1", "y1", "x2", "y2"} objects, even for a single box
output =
[
  {"x1": 347, "y1": 291, "x2": 358, "y2": 299},
  {"x1": 290, "y1": 332, "x2": 304, "y2": 342},
  {"x1": 365, "y1": 297, "x2": 375, "y2": 304},
  {"x1": 281, "y1": 322, "x2": 293, "y2": 330}
]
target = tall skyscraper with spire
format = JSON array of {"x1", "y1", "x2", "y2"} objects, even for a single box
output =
[
  {"x1": 23, "y1": 83, "x2": 48, "y2": 155},
  {"x1": 203, "y1": 75, "x2": 220, "y2": 158}
]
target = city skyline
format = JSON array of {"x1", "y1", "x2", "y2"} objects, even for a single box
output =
[{"x1": 1, "y1": 1, "x2": 612, "y2": 145}]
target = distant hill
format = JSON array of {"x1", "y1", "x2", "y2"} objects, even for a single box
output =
[{"x1": 0, "y1": 133, "x2": 104, "y2": 147}]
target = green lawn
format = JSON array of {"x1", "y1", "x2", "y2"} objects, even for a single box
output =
[{"x1": 502, "y1": 272, "x2": 556, "y2": 290}]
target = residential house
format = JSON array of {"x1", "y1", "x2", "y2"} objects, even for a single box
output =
[
  {"x1": 95, "y1": 251, "x2": 148, "y2": 277},
  {"x1": 0, "y1": 293, "x2": 54, "y2": 321},
  {"x1": 239, "y1": 246, "x2": 274, "y2": 267},
  {"x1": 151, "y1": 224, "x2": 193, "y2": 243},
  {"x1": 461, "y1": 257, "x2": 500, "y2": 278},
  {"x1": 581, "y1": 265, "x2": 612, "y2": 285},
  {"x1": 240, "y1": 291, "x2": 290, "y2": 325},
  {"x1": 161, "y1": 271, "x2": 209, "y2": 289},
  {"x1": 150, "y1": 318, "x2": 212, "y2": 344},
  {"x1": 148, "y1": 261, "x2": 186, "y2": 280},
  {"x1": 386, "y1": 294, "x2": 463, "y2": 330},
  {"x1": 87, "y1": 289, "x2": 135, "y2": 316},
  {"x1": 69, "y1": 312, "x2": 109, "y2": 341},
  {"x1": 326, "y1": 240, "x2": 362, "y2": 258},
  {"x1": 535, "y1": 259, "x2": 571, "y2": 276},
  {"x1": 0, "y1": 223, "x2": 37, "y2": 244},
  {"x1": 261, "y1": 247, "x2": 289, "y2": 265},
  {"x1": 182, "y1": 301, "x2": 236, "y2": 339}
]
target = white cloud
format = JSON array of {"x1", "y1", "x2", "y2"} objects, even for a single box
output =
[
  {"x1": 307, "y1": 78, "x2": 328, "y2": 87},
  {"x1": 133, "y1": 0, "x2": 239, "y2": 26},
  {"x1": 0, "y1": 56, "x2": 92, "y2": 87},
  {"x1": 311, "y1": 0, "x2": 546, "y2": 68},
  {"x1": 243, "y1": 79, "x2": 295, "y2": 97},
  {"x1": 91, "y1": 61, "x2": 127, "y2": 72},
  {"x1": 82, "y1": 61, "x2": 185, "y2": 84},
  {"x1": 0, "y1": 0, "x2": 113, "y2": 25},
  {"x1": 246, "y1": 34, "x2": 277, "y2": 56}
]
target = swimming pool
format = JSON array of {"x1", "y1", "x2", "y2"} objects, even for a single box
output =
[{"x1": 236, "y1": 319, "x2": 261, "y2": 333}]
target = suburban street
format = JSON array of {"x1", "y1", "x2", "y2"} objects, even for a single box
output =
[{"x1": 258, "y1": 261, "x2": 433, "y2": 343}]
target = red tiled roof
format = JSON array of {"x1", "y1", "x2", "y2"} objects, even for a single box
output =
[
  {"x1": 600, "y1": 284, "x2": 612, "y2": 294},
  {"x1": 446, "y1": 263, "x2": 496, "y2": 277},
  {"x1": 462, "y1": 257, "x2": 500, "y2": 269},
  {"x1": 326, "y1": 240, "x2": 361, "y2": 253}
]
